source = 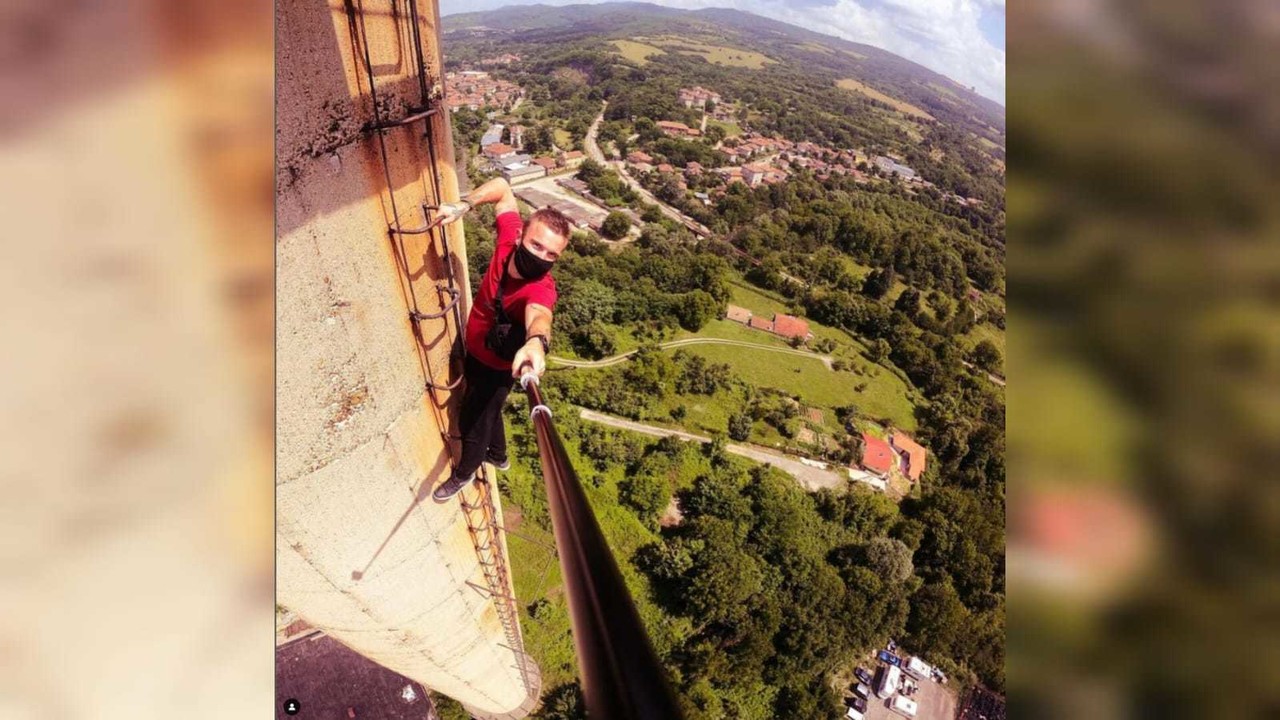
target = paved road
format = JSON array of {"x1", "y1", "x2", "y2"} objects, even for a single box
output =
[
  {"x1": 578, "y1": 409, "x2": 847, "y2": 491},
  {"x1": 961, "y1": 360, "x2": 1006, "y2": 387},
  {"x1": 550, "y1": 337, "x2": 833, "y2": 369},
  {"x1": 584, "y1": 102, "x2": 608, "y2": 164},
  {"x1": 586, "y1": 104, "x2": 714, "y2": 236}
]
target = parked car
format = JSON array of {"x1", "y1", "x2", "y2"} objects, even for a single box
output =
[
  {"x1": 855, "y1": 667, "x2": 873, "y2": 684},
  {"x1": 877, "y1": 665, "x2": 903, "y2": 698},
  {"x1": 931, "y1": 667, "x2": 948, "y2": 684},
  {"x1": 904, "y1": 656, "x2": 932, "y2": 680},
  {"x1": 844, "y1": 708, "x2": 864, "y2": 720},
  {"x1": 877, "y1": 649, "x2": 902, "y2": 666},
  {"x1": 890, "y1": 694, "x2": 918, "y2": 718},
  {"x1": 855, "y1": 683, "x2": 872, "y2": 698},
  {"x1": 850, "y1": 697, "x2": 868, "y2": 713}
]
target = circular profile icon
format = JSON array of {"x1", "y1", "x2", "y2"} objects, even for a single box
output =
[{"x1": 283, "y1": 698, "x2": 301, "y2": 715}]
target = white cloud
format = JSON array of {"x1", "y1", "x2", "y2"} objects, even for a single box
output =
[{"x1": 647, "y1": 0, "x2": 1005, "y2": 103}]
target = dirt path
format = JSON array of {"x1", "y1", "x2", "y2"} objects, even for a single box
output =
[{"x1": 577, "y1": 408, "x2": 847, "y2": 491}]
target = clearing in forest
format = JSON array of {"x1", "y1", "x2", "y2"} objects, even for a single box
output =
[{"x1": 837, "y1": 78, "x2": 935, "y2": 120}]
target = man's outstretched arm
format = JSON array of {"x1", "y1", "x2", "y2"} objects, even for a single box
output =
[
  {"x1": 429, "y1": 177, "x2": 516, "y2": 227},
  {"x1": 511, "y1": 303, "x2": 553, "y2": 378}
]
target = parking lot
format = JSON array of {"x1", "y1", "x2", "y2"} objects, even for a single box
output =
[{"x1": 842, "y1": 653, "x2": 956, "y2": 720}]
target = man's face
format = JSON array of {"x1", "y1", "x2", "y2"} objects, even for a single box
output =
[{"x1": 520, "y1": 218, "x2": 569, "y2": 263}]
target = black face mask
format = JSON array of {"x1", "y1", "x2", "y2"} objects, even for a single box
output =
[{"x1": 512, "y1": 241, "x2": 554, "y2": 281}]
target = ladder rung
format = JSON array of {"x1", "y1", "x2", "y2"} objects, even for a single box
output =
[{"x1": 365, "y1": 105, "x2": 439, "y2": 131}]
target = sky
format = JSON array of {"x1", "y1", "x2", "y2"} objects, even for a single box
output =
[{"x1": 438, "y1": 0, "x2": 1006, "y2": 104}]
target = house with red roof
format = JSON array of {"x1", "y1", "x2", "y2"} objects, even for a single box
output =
[
  {"x1": 748, "y1": 315, "x2": 773, "y2": 332},
  {"x1": 860, "y1": 432, "x2": 896, "y2": 477},
  {"x1": 889, "y1": 430, "x2": 927, "y2": 482},
  {"x1": 482, "y1": 143, "x2": 515, "y2": 160},
  {"x1": 771, "y1": 313, "x2": 812, "y2": 342},
  {"x1": 559, "y1": 150, "x2": 586, "y2": 168}
]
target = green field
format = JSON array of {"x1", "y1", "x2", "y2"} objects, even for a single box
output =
[
  {"x1": 610, "y1": 39, "x2": 666, "y2": 65},
  {"x1": 837, "y1": 78, "x2": 935, "y2": 120},
  {"x1": 964, "y1": 320, "x2": 1006, "y2": 360},
  {"x1": 721, "y1": 282, "x2": 918, "y2": 429},
  {"x1": 706, "y1": 118, "x2": 742, "y2": 137},
  {"x1": 553, "y1": 128, "x2": 572, "y2": 149},
  {"x1": 644, "y1": 35, "x2": 776, "y2": 69},
  {"x1": 795, "y1": 41, "x2": 834, "y2": 55},
  {"x1": 552, "y1": 275, "x2": 919, "y2": 431}
]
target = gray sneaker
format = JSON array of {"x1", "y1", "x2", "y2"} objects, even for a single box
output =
[
  {"x1": 487, "y1": 454, "x2": 511, "y2": 471},
  {"x1": 432, "y1": 472, "x2": 475, "y2": 502}
]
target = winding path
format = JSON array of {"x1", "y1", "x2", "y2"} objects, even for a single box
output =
[
  {"x1": 549, "y1": 337, "x2": 833, "y2": 370},
  {"x1": 578, "y1": 408, "x2": 847, "y2": 491}
]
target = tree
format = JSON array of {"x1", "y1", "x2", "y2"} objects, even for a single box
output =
[
  {"x1": 571, "y1": 321, "x2": 616, "y2": 359},
  {"x1": 971, "y1": 339, "x2": 1002, "y2": 373},
  {"x1": 676, "y1": 289, "x2": 719, "y2": 332},
  {"x1": 868, "y1": 338, "x2": 892, "y2": 363},
  {"x1": 863, "y1": 267, "x2": 895, "y2": 300},
  {"x1": 634, "y1": 117, "x2": 660, "y2": 142},
  {"x1": 865, "y1": 537, "x2": 915, "y2": 584},
  {"x1": 894, "y1": 287, "x2": 922, "y2": 317},
  {"x1": 620, "y1": 473, "x2": 668, "y2": 520},
  {"x1": 601, "y1": 211, "x2": 631, "y2": 240},
  {"x1": 576, "y1": 157, "x2": 606, "y2": 183},
  {"x1": 539, "y1": 683, "x2": 587, "y2": 720},
  {"x1": 526, "y1": 125, "x2": 554, "y2": 154},
  {"x1": 728, "y1": 411, "x2": 752, "y2": 441},
  {"x1": 653, "y1": 172, "x2": 685, "y2": 205}
]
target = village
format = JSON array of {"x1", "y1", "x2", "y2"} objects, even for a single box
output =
[{"x1": 448, "y1": 69, "x2": 982, "y2": 217}]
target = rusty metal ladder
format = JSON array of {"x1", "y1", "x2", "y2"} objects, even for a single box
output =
[{"x1": 348, "y1": 0, "x2": 539, "y2": 708}]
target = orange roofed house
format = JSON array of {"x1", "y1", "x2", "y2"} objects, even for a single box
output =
[
  {"x1": 860, "y1": 432, "x2": 896, "y2": 477},
  {"x1": 889, "y1": 430, "x2": 927, "y2": 482},
  {"x1": 771, "y1": 313, "x2": 812, "y2": 342}
]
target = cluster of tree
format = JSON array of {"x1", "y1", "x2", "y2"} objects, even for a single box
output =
[
  {"x1": 636, "y1": 464, "x2": 918, "y2": 718},
  {"x1": 644, "y1": 132, "x2": 726, "y2": 168},
  {"x1": 450, "y1": 106, "x2": 490, "y2": 154},
  {"x1": 548, "y1": 222, "x2": 733, "y2": 357},
  {"x1": 716, "y1": 175, "x2": 1001, "y2": 296},
  {"x1": 500, "y1": 49, "x2": 612, "y2": 148},
  {"x1": 576, "y1": 159, "x2": 639, "y2": 207}
]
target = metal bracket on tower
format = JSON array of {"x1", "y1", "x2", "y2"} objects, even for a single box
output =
[{"x1": 363, "y1": 105, "x2": 440, "y2": 133}]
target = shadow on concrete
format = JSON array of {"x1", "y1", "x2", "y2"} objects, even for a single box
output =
[{"x1": 351, "y1": 444, "x2": 452, "y2": 581}]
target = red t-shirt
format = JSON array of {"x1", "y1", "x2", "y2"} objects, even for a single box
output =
[{"x1": 465, "y1": 211, "x2": 558, "y2": 370}]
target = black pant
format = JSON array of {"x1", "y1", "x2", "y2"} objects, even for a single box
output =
[{"x1": 453, "y1": 354, "x2": 513, "y2": 481}]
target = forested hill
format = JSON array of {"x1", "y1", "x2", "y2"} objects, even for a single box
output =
[
  {"x1": 443, "y1": 2, "x2": 1005, "y2": 137},
  {"x1": 442, "y1": 2, "x2": 1005, "y2": 211}
]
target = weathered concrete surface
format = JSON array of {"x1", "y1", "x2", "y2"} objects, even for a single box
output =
[{"x1": 276, "y1": 0, "x2": 531, "y2": 715}]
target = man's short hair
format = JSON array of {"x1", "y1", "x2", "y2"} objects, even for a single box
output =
[{"x1": 528, "y1": 207, "x2": 572, "y2": 241}]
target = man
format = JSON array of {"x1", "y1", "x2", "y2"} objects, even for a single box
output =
[{"x1": 428, "y1": 177, "x2": 571, "y2": 501}]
